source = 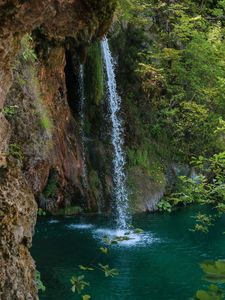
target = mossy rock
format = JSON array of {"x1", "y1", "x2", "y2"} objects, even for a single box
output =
[
  {"x1": 51, "y1": 206, "x2": 83, "y2": 216},
  {"x1": 85, "y1": 42, "x2": 104, "y2": 106}
]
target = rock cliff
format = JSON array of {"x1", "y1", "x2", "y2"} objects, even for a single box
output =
[{"x1": 0, "y1": 1, "x2": 116, "y2": 299}]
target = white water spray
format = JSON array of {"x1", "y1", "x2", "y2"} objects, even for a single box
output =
[
  {"x1": 101, "y1": 38, "x2": 131, "y2": 229},
  {"x1": 79, "y1": 65, "x2": 88, "y2": 188}
]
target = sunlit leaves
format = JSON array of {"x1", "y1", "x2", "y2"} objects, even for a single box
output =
[
  {"x1": 191, "y1": 214, "x2": 214, "y2": 233},
  {"x1": 35, "y1": 271, "x2": 46, "y2": 292},
  {"x1": 201, "y1": 260, "x2": 225, "y2": 283},
  {"x1": 82, "y1": 295, "x2": 91, "y2": 300},
  {"x1": 100, "y1": 247, "x2": 108, "y2": 254},
  {"x1": 98, "y1": 264, "x2": 119, "y2": 278},
  {"x1": 79, "y1": 265, "x2": 94, "y2": 271},
  {"x1": 195, "y1": 284, "x2": 224, "y2": 300},
  {"x1": 70, "y1": 275, "x2": 89, "y2": 294},
  {"x1": 194, "y1": 260, "x2": 225, "y2": 299},
  {"x1": 134, "y1": 228, "x2": 144, "y2": 234}
]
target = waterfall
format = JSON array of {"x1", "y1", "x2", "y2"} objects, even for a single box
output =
[
  {"x1": 101, "y1": 37, "x2": 131, "y2": 229},
  {"x1": 79, "y1": 65, "x2": 88, "y2": 188}
]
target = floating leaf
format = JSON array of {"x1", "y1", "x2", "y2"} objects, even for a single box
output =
[
  {"x1": 100, "y1": 247, "x2": 108, "y2": 254},
  {"x1": 102, "y1": 236, "x2": 111, "y2": 245},
  {"x1": 200, "y1": 260, "x2": 225, "y2": 283},
  {"x1": 98, "y1": 264, "x2": 119, "y2": 278},
  {"x1": 70, "y1": 275, "x2": 89, "y2": 294},
  {"x1": 79, "y1": 265, "x2": 94, "y2": 271},
  {"x1": 134, "y1": 228, "x2": 144, "y2": 234},
  {"x1": 82, "y1": 295, "x2": 91, "y2": 300},
  {"x1": 195, "y1": 284, "x2": 223, "y2": 300}
]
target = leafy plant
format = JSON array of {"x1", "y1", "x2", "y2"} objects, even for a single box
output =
[
  {"x1": 21, "y1": 34, "x2": 37, "y2": 63},
  {"x1": 191, "y1": 213, "x2": 214, "y2": 233},
  {"x1": 82, "y1": 295, "x2": 91, "y2": 300},
  {"x1": 35, "y1": 271, "x2": 46, "y2": 293},
  {"x1": 195, "y1": 284, "x2": 224, "y2": 300},
  {"x1": 157, "y1": 199, "x2": 172, "y2": 213},
  {"x1": 3, "y1": 105, "x2": 18, "y2": 119},
  {"x1": 201, "y1": 260, "x2": 225, "y2": 283},
  {"x1": 194, "y1": 260, "x2": 225, "y2": 299},
  {"x1": 70, "y1": 275, "x2": 89, "y2": 294},
  {"x1": 37, "y1": 208, "x2": 46, "y2": 216},
  {"x1": 98, "y1": 264, "x2": 119, "y2": 278},
  {"x1": 79, "y1": 265, "x2": 94, "y2": 271},
  {"x1": 8, "y1": 143, "x2": 24, "y2": 161}
]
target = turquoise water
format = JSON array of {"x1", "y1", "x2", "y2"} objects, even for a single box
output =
[{"x1": 31, "y1": 207, "x2": 225, "y2": 300}]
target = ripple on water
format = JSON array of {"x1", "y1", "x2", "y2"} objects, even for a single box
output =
[
  {"x1": 48, "y1": 220, "x2": 60, "y2": 224},
  {"x1": 66, "y1": 224, "x2": 95, "y2": 230}
]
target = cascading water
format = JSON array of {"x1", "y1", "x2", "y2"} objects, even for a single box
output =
[
  {"x1": 79, "y1": 65, "x2": 88, "y2": 188},
  {"x1": 101, "y1": 37, "x2": 131, "y2": 229}
]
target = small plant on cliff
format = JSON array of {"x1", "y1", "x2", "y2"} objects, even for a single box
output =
[
  {"x1": 21, "y1": 34, "x2": 37, "y2": 63},
  {"x1": 35, "y1": 270, "x2": 46, "y2": 293},
  {"x1": 3, "y1": 105, "x2": 18, "y2": 119},
  {"x1": 8, "y1": 143, "x2": 24, "y2": 161}
]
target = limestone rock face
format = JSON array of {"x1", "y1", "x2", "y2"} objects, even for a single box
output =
[
  {"x1": 0, "y1": 1, "x2": 115, "y2": 299},
  {"x1": 0, "y1": 163, "x2": 38, "y2": 300}
]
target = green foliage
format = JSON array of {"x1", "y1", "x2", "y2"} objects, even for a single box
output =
[
  {"x1": 157, "y1": 199, "x2": 172, "y2": 213},
  {"x1": 160, "y1": 151, "x2": 225, "y2": 212},
  {"x1": 98, "y1": 264, "x2": 119, "y2": 278},
  {"x1": 70, "y1": 275, "x2": 89, "y2": 294},
  {"x1": 18, "y1": 33, "x2": 53, "y2": 137},
  {"x1": 85, "y1": 42, "x2": 104, "y2": 105},
  {"x1": 79, "y1": 265, "x2": 94, "y2": 271},
  {"x1": 82, "y1": 295, "x2": 91, "y2": 300},
  {"x1": 191, "y1": 213, "x2": 213, "y2": 233},
  {"x1": 195, "y1": 285, "x2": 224, "y2": 300},
  {"x1": 21, "y1": 34, "x2": 37, "y2": 63},
  {"x1": 201, "y1": 260, "x2": 225, "y2": 283},
  {"x1": 114, "y1": 0, "x2": 225, "y2": 162},
  {"x1": 134, "y1": 228, "x2": 144, "y2": 234},
  {"x1": 127, "y1": 147, "x2": 165, "y2": 184},
  {"x1": 8, "y1": 143, "x2": 24, "y2": 161},
  {"x1": 194, "y1": 260, "x2": 225, "y2": 299},
  {"x1": 39, "y1": 116, "x2": 52, "y2": 130},
  {"x1": 89, "y1": 170, "x2": 100, "y2": 199},
  {"x1": 37, "y1": 208, "x2": 46, "y2": 216},
  {"x1": 43, "y1": 170, "x2": 58, "y2": 199},
  {"x1": 35, "y1": 270, "x2": 46, "y2": 293},
  {"x1": 3, "y1": 105, "x2": 18, "y2": 119},
  {"x1": 100, "y1": 247, "x2": 108, "y2": 255}
]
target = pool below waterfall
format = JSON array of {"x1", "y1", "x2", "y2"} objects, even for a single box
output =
[{"x1": 31, "y1": 206, "x2": 225, "y2": 300}]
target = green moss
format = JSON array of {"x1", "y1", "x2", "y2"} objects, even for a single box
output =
[
  {"x1": 127, "y1": 146, "x2": 165, "y2": 185},
  {"x1": 18, "y1": 33, "x2": 53, "y2": 135},
  {"x1": 89, "y1": 169, "x2": 100, "y2": 199},
  {"x1": 8, "y1": 143, "x2": 24, "y2": 161},
  {"x1": 85, "y1": 42, "x2": 104, "y2": 106}
]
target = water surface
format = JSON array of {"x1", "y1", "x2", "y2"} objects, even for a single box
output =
[{"x1": 32, "y1": 206, "x2": 225, "y2": 300}]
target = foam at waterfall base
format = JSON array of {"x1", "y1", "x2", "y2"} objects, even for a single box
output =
[
  {"x1": 48, "y1": 219, "x2": 60, "y2": 224},
  {"x1": 66, "y1": 224, "x2": 95, "y2": 230},
  {"x1": 93, "y1": 228, "x2": 160, "y2": 247}
]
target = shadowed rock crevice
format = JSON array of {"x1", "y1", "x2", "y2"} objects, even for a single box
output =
[{"x1": 64, "y1": 50, "x2": 80, "y2": 116}]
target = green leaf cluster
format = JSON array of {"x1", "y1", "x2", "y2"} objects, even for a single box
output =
[{"x1": 35, "y1": 270, "x2": 46, "y2": 293}]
